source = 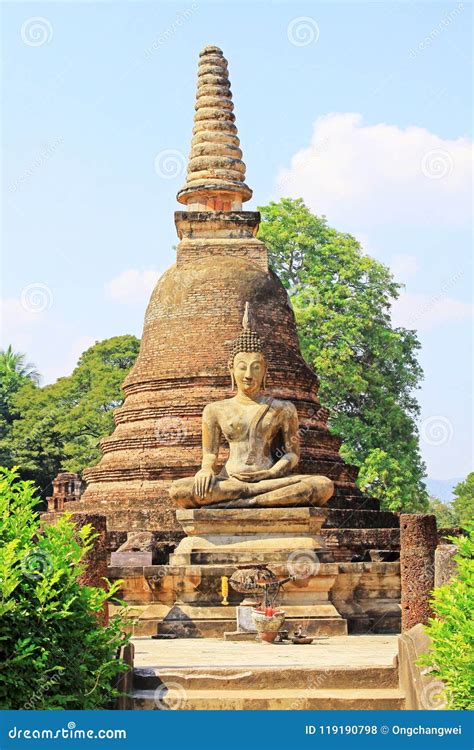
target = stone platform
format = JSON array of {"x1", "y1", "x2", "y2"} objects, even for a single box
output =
[
  {"x1": 129, "y1": 635, "x2": 405, "y2": 710},
  {"x1": 126, "y1": 506, "x2": 344, "y2": 636},
  {"x1": 170, "y1": 506, "x2": 332, "y2": 565},
  {"x1": 108, "y1": 563, "x2": 400, "y2": 637},
  {"x1": 107, "y1": 505, "x2": 401, "y2": 637}
]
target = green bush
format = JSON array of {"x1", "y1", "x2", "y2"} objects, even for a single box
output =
[
  {"x1": 0, "y1": 467, "x2": 129, "y2": 709},
  {"x1": 418, "y1": 523, "x2": 474, "y2": 709}
]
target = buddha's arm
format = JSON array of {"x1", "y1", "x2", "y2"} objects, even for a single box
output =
[
  {"x1": 201, "y1": 404, "x2": 221, "y2": 471},
  {"x1": 194, "y1": 404, "x2": 221, "y2": 497},
  {"x1": 269, "y1": 403, "x2": 300, "y2": 477}
]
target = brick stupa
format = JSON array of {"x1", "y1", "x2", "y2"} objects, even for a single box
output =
[{"x1": 79, "y1": 46, "x2": 374, "y2": 542}]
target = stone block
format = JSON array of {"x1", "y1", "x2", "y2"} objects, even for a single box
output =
[
  {"x1": 110, "y1": 551, "x2": 153, "y2": 567},
  {"x1": 398, "y1": 623, "x2": 446, "y2": 709},
  {"x1": 176, "y1": 506, "x2": 329, "y2": 537},
  {"x1": 236, "y1": 605, "x2": 256, "y2": 632},
  {"x1": 434, "y1": 543, "x2": 457, "y2": 587}
]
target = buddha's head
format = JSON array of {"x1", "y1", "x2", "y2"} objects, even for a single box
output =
[{"x1": 228, "y1": 303, "x2": 267, "y2": 396}]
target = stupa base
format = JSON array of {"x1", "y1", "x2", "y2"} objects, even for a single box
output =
[{"x1": 105, "y1": 506, "x2": 399, "y2": 637}]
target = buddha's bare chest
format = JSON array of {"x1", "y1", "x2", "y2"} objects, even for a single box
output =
[{"x1": 218, "y1": 405, "x2": 279, "y2": 444}]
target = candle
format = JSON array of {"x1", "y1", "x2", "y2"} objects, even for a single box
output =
[{"x1": 221, "y1": 575, "x2": 229, "y2": 605}]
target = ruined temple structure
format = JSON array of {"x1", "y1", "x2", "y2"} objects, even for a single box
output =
[
  {"x1": 68, "y1": 46, "x2": 402, "y2": 635},
  {"x1": 46, "y1": 471, "x2": 84, "y2": 512},
  {"x1": 80, "y1": 46, "x2": 377, "y2": 533}
]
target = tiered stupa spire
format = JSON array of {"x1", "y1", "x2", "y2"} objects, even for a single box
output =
[{"x1": 177, "y1": 46, "x2": 252, "y2": 210}]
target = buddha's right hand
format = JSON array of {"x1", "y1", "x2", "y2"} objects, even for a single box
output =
[{"x1": 194, "y1": 469, "x2": 215, "y2": 498}]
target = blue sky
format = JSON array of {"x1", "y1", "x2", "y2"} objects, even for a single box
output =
[{"x1": 1, "y1": 1, "x2": 472, "y2": 483}]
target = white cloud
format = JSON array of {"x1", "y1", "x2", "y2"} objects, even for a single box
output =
[
  {"x1": 0, "y1": 297, "x2": 46, "y2": 352},
  {"x1": 105, "y1": 269, "x2": 161, "y2": 305},
  {"x1": 277, "y1": 113, "x2": 472, "y2": 229},
  {"x1": 390, "y1": 253, "x2": 419, "y2": 282},
  {"x1": 391, "y1": 291, "x2": 474, "y2": 331}
]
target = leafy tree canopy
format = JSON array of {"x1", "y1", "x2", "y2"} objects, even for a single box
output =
[
  {"x1": 452, "y1": 472, "x2": 474, "y2": 529},
  {"x1": 427, "y1": 496, "x2": 460, "y2": 529},
  {"x1": 258, "y1": 197, "x2": 428, "y2": 511},
  {"x1": 0, "y1": 336, "x2": 139, "y2": 493}
]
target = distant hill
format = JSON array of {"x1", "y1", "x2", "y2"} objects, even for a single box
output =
[{"x1": 426, "y1": 477, "x2": 463, "y2": 504}]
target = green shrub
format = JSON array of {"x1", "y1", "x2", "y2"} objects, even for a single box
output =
[
  {"x1": 418, "y1": 523, "x2": 474, "y2": 709},
  {"x1": 0, "y1": 466, "x2": 129, "y2": 709}
]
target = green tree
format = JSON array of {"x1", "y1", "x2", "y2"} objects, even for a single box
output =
[
  {"x1": 0, "y1": 346, "x2": 40, "y2": 466},
  {"x1": 258, "y1": 197, "x2": 428, "y2": 511},
  {"x1": 452, "y1": 473, "x2": 474, "y2": 528},
  {"x1": 0, "y1": 466, "x2": 128, "y2": 709},
  {"x1": 427, "y1": 496, "x2": 459, "y2": 528},
  {"x1": 1, "y1": 336, "x2": 139, "y2": 493}
]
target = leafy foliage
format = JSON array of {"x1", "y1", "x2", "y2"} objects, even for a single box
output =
[
  {"x1": 452, "y1": 473, "x2": 474, "y2": 529},
  {"x1": 258, "y1": 198, "x2": 428, "y2": 511},
  {"x1": 0, "y1": 346, "x2": 40, "y2": 467},
  {"x1": 0, "y1": 336, "x2": 139, "y2": 493},
  {"x1": 0, "y1": 467, "x2": 129, "y2": 709},
  {"x1": 418, "y1": 524, "x2": 474, "y2": 710},
  {"x1": 427, "y1": 496, "x2": 460, "y2": 529}
]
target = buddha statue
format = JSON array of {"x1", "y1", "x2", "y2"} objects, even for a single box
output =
[{"x1": 169, "y1": 304, "x2": 334, "y2": 510}]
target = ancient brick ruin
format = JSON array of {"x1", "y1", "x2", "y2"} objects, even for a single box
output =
[{"x1": 64, "y1": 46, "x2": 405, "y2": 636}]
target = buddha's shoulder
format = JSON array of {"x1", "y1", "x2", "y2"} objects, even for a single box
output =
[
  {"x1": 202, "y1": 400, "x2": 231, "y2": 417},
  {"x1": 202, "y1": 397, "x2": 297, "y2": 416},
  {"x1": 268, "y1": 397, "x2": 298, "y2": 417}
]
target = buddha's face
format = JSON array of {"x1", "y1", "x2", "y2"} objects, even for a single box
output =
[{"x1": 231, "y1": 351, "x2": 267, "y2": 396}]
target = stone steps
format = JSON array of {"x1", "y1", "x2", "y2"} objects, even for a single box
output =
[
  {"x1": 134, "y1": 664, "x2": 399, "y2": 690},
  {"x1": 129, "y1": 635, "x2": 405, "y2": 710},
  {"x1": 131, "y1": 686, "x2": 405, "y2": 710}
]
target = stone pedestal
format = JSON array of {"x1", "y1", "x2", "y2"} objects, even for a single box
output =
[
  {"x1": 170, "y1": 506, "x2": 332, "y2": 565},
  {"x1": 159, "y1": 507, "x2": 346, "y2": 637}
]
